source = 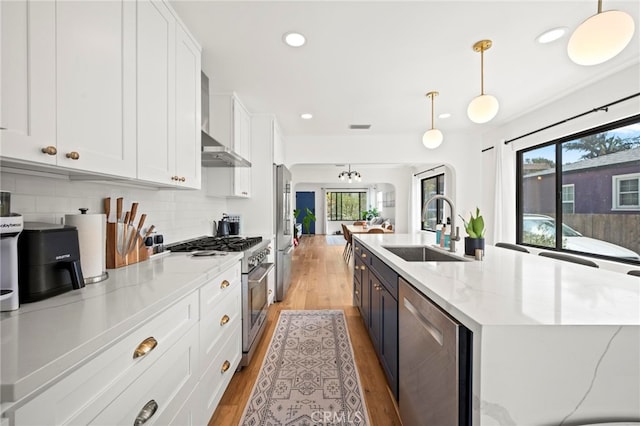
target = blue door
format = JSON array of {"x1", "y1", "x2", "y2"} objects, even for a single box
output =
[{"x1": 296, "y1": 191, "x2": 315, "y2": 234}]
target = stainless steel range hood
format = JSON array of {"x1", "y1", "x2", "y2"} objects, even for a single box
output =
[
  {"x1": 201, "y1": 132, "x2": 251, "y2": 167},
  {"x1": 201, "y1": 72, "x2": 251, "y2": 168}
]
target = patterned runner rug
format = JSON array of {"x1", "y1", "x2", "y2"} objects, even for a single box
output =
[{"x1": 240, "y1": 310, "x2": 370, "y2": 425}]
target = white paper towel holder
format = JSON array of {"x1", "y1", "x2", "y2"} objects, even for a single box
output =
[{"x1": 66, "y1": 208, "x2": 109, "y2": 284}]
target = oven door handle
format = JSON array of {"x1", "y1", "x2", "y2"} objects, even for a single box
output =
[{"x1": 248, "y1": 263, "x2": 274, "y2": 285}]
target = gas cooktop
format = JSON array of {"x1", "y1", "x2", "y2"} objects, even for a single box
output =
[{"x1": 166, "y1": 236, "x2": 263, "y2": 253}]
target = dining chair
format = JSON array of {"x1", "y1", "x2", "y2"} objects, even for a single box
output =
[
  {"x1": 367, "y1": 228, "x2": 385, "y2": 234},
  {"x1": 538, "y1": 251, "x2": 599, "y2": 268},
  {"x1": 495, "y1": 242, "x2": 529, "y2": 253},
  {"x1": 386, "y1": 224, "x2": 393, "y2": 231},
  {"x1": 628, "y1": 270, "x2": 640, "y2": 277},
  {"x1": 353, "y1": 221, "x2": 366, "y2": 226},
  {"x1": 341, "y1": 224, "x2": 352, "y2": 262}
]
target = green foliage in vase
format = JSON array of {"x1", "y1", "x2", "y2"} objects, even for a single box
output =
[{"x1": 459, "y1": 207, "x2": 485, "y2": 239}]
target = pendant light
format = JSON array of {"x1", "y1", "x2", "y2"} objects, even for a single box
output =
[
  {"x1": 338, "y1": 164, "x2": 361, "y2": 183},
  {"x1": 422, "y1": 91, "x2": 443, "y2": 149},
  {"x1": 467, "y1": 40, "x2": 499, "y2": 124},
  {"x1": 568, "y1": 0, "x2": 635, "y2": 66}
]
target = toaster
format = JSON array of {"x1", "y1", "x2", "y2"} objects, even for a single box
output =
[{"x1": 18, "y1": 222, "x2": 85, "y2": 303}]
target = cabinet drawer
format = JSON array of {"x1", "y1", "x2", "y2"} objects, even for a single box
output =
[
  {"x1": 370, "y1": 255, "x2": 398, "y2": 300},
  {"x1": 200, "y1": 321, "x2": 242, "y2": 423},
  {"x1": 89, "y1": 324, "x2": 199, "y2": 425},
  {"x1": 200, "y1": 262, "x2": 241, "y2": 313},
  {"x1": 13, "y1": 292, "x2": 199, "y2": 425},
  {"x1": 200, "y1": 280, "x2": 241, "y2": 375}
]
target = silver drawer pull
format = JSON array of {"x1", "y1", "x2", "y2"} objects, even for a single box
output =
[
  {"x1": 134, "y1": 400, "x2": 158, "y2": 426},
  {"x1": 133, "y1": 337, "x2": 158, "y2": 359},
  {"x1": 220, "y1": 279, "x2": 230, "y2": 289},
  {"x1": 221, "y1": 360, "x2": 231, "y2": 373},
  {"x1": 220, "y1": 314, "x2": 230, "y2": 326}
]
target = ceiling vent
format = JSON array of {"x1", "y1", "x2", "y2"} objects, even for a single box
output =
[{"x1": 349, "y1": 124, "x2": 371, "y2": 130}]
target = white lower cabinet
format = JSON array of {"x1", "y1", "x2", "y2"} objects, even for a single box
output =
[
  {"x1": 7, "y1": 259, "x2": 244, "y2": 426},
  {"x1": 198, "y1": 262, "x2": 243, "y2": 423}
]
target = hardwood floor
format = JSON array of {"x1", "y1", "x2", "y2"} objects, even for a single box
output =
[{"x1": 208, "y1": 235, "x2": 402, "y2": 426}]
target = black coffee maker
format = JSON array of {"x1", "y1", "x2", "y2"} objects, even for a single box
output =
[{"x1": 18, "y1": 222, "x2": 85, "y2": 303}]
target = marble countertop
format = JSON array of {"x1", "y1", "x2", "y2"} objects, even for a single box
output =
[
  {"x1": 0, "y1": 251, "x2": 243, "y2": 404},
  {"x1": 354, "y1": 233, "x2": 640, "y2": 328}
]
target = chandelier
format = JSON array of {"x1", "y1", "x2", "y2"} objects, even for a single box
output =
[{"x1": 338, "y1": 164, "x2": 361, "y2": 183}]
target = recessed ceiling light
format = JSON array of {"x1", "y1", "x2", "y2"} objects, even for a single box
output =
[
  {"x1": 283, "y1": 32, "x2": 306, "y2": 47},
  {"x1": 438, "y1": 113, "x2": 451, "y2": 119},
  {"x1": 300, "y1": 113, "x2": 313, "y2": 120},
  {"x1": 536, "y1": 27, "x2": 568, "y2": 44}
]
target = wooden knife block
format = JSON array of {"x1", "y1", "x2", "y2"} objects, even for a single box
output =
[{"x1": 106, "y1": 222, "x2": 149, "y2": 269}]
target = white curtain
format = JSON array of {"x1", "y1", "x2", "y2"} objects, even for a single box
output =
[{"x1": 493, "y1": 140, "x2": 517, "y2": 243}]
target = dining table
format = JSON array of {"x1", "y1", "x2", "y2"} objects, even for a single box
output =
[{"x1": 346, "y1": 224, "x2": 394, "y2": 234}]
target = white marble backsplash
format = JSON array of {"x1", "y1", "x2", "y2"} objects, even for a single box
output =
[{"x1": 0, "y1": 171, "x2": 227, "y2": 244}]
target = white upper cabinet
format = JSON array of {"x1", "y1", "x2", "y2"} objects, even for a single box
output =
[
  {"x1": 174, "y1": 22, "x2": 202, "y2": 189},
  {"x1": 1, "y1": 0, "x2": 201, "y2": 188},
  {"x1": 1, "y1": 1, "x2": 57, "y2": 165},
  {"x1": 208, "y1": 94, "x2": 252, "y2": 198},
  {"x1": 136, "y1": 0, "x2": 176, "y2": 185}
]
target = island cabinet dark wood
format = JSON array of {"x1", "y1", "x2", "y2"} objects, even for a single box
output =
[{"x1": 353, "y1": 239, "x2": 399, "y2": 400}]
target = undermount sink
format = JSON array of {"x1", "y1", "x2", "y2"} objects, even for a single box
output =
[{"x1": 382, "y1": 245, "x2": 470, "y2": 262}]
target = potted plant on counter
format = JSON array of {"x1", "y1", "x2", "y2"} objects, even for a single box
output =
[{"x1": 460, "y1": 207, "x2": 485, "y2": 256}]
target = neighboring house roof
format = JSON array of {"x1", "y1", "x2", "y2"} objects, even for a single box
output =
[{"x1": 525, "y1": 146, "x2": 640, "y2": 178}]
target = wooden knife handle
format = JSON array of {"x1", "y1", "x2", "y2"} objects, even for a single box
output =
[
  {"x1": 116, "y1": 198, "x2": 123, "y2": 222},
  {"x1": 129, "y1": 202, "x2": 138, "y2": 225},
  {"x1": 104, "y1": 198, "x2": 111, "y2": 222}
]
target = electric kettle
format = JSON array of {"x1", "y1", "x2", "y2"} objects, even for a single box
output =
[{"x1": 214, "y1": 214, "x2": 231, "y2": 237}]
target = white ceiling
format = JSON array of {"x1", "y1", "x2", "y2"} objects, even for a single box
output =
[{"x1": 172, "y1": 0, "x2": 640, "y2": 139}]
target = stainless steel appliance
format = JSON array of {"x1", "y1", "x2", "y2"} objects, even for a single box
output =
[
  {"x1": 200, "y1": 72, "x2": 251, "y2": 168},
  {"x1": 274, "y1": 164, "x2": 293, "y2": 301},
  {"x1": 18, "y1": 222, "x2": 86, "y2": 303},
  {"x1": 166, "y1": 235, "x2": 273, "y2": 367},
  {"x1": 398, "y1": 278, "x2": 472, "y2": 426},
  {"x1": 0, "y1": 192, "x2": 22, "y2": 311}
]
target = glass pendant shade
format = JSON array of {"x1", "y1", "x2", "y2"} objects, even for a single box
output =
[
  {"x1": 422, "y1": 129, "x2": 443, "y2": 149},
  {"x1": 467, "y1": 94, "x2": 500, "y2": 124},
  {"x1": 568, "y1": 10, "x2": 635, "y2": 65}
]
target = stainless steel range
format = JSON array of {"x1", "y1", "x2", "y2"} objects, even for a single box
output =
[{"x1": 166, "y1": 236, "x2": 273, "y2": 367}]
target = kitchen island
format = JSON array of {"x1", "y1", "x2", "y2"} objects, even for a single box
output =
[
  {"x1": 354, "y1": 232, "x2": 640, "y2": 426},
  {"x1": 1, "y1": 251, "x2": 243, "y2": 425}
]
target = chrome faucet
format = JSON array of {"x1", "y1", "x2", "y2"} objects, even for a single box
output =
[{"x1": 422, "y1": 194, "x2": 460, "y2": 253}]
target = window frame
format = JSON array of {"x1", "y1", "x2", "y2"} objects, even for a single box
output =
[
  {"x1": 326, "y1": 191, "x2": 367, "y2": 221},
  {"x1": 420, "y1": 173, "x2": 445, "y2": 231},
  {"x1": 561, "y1": 184, "x2": 575, "y2": 214},
  {"x1": 516, "y1": 114, "x2": 640, "y2": 265},
  {"x1": 612, "y1": 173, "x2": 640, "y2": 210}
]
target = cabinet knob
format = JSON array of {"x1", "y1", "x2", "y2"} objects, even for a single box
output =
[
  {"x1": 268, "y1": 289, "x2": 273, "y2": 295},
  {"x1": 221, "y1": 360, "x2": 231, "y2": 373},
  {"x1": 133, "y1": 336, "x2": 158, "y2": 359},
  {"x1": 220, "y1": 314, "x2": 230, "y2": 326},
  {"x1": 65, "y1": 151, "x2": 80, "y2": 160},
  {"x1": 355, "y1": 247, "x2": 360, "y2": 251},
  {"x1": 41, "y1": 146, "x2": 57, "y2": 155},
  {"x1": 220, "y1": 280, "x2": 230, "y2": 289},
  {"x1": 355, "y1": 290, "x2": 359, "y2": 295},
  {"x1": 360, "y1": 265, "x2": 366, "y2": 271},
  {"x1": 134, "y1": 400, "x2": 158, "y2": 426},
  {"x1": 361, "y1": 253, "x2": 367, "y2": 258},
  {"x1": 180, "y1": 177, "x2": 186, "y2": 182}
]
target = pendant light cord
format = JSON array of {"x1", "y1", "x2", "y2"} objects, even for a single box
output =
[
  {"x1": 480, "y1": 48, "x2": 485, "y2": 95},
  {"x1": 597, "y1": 0, "x2": 602, "y2": 14},
  {"x1": 430, "y1": 94, "x2": 435, "y2": 130}
]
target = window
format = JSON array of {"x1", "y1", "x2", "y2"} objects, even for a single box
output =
[
  {"x1": 613, "y1": 173, "x2": 640, "y2": 209},
  {"x1": 421, "y1": 174, "x2": 444, "y2": 231},
  {"x1": 517, "y1": 114, "x2": 640, "y2": 263},
  {"x1": 326, "y1": 192, "x2": 367, "y2": 221},
  {"x1": 562, "y1": 184, "x2": 575, "y2": 214}
]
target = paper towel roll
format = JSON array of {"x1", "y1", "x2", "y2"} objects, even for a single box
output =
[{"x1": 65, "y1": 213, "x2": 108, "y2": 283}]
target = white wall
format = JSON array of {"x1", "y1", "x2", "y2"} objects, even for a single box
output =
[
  {"x1": 291, "y1": 164, "x2": 415, "y2": 233},
  {"x1": 1, "y1": 170, "x2": 228, "y2": 244},
  {"x1": 481, "y1": 63, "x2": 640, "y2": 246},
  {"x1": 286, "y1": 131, "x2": 482, "y2": 235}
]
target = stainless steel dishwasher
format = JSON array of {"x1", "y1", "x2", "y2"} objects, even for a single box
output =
[{"x1": 398, "y1": 278, "x2": 472, "y2": 426}]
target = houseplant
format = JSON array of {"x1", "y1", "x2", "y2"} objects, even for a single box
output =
[
  {"x1": 295, "y1": 207, "x2": 316, "y2": 235},
  {"x1": 362, "y1": 206, "x2": 380, "y2": 221},
  {"x1": 459, "y1": 207, "x2": 485, "y2": 256}
]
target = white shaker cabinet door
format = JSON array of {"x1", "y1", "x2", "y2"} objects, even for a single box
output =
[
  {"x1": 55, "y1": 0, "x2": 136, "y2": 177},
  {"x1": 136, "y1": 0, "x2": 176, "y2": 185},
  {"x1": 0, "y1": 0, "x2": 57, "y2": 164},
  {"x1": 174, "y1": 22, "x2": 202, "y2": 189}
]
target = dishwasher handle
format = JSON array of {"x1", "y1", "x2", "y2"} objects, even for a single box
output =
[{"x1": 403, "y1": 297, "x2": 444, "y2": 346}]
